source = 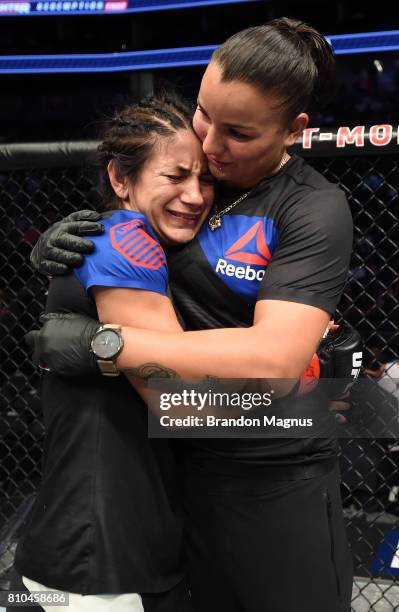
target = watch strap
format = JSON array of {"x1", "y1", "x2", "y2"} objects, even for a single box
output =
[
  {"x1": 102, "y1": 323, "x2": 122, "y2": 332},
  {"x1": 92, "y1": 324, "x2": 123, "y2": 377},
  {"x1": 97, "y1": 359, "x2": 120, "y2": 377}
]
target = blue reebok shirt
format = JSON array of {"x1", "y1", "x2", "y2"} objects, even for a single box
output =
[{"x1": 74, "y1": 209, "x2": 168, "y2": 296}]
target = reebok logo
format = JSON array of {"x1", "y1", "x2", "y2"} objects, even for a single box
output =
[
  {"x1": 225, "y1": 221, "x2": 272, "y2": 265},
  {"x1": 215, "y1": 259, "x2": 266, "y2": 281},
  {"x1": 198, "y1": 214, "x2": 278, "y2": 303},
  {"x1": 216, "y1": 221, "x2": 272, "y2": 281},
  {"x1": 111, "y1": 219, "x2": 166, "y2": 270}
]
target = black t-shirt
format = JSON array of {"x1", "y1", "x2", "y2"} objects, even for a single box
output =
[
  {"x1": 15, "y1": 212, "x2": 184, "y2": 594},
  {"x1": 168, "y1": 155, "x2": 353, "y2": 469}
]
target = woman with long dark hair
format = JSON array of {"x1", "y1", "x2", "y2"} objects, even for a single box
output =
[{"x1": 11, "y1": 94, "x2": 214, "y2": 612}]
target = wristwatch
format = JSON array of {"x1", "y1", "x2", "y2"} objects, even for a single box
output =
[{"x1": 91, "y1": 324, "x2": 124, "y2": 377}]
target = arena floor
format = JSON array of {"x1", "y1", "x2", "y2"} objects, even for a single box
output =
[
  {"x1": 0, "y1": 579, "x2": 399, "y2": 612},
  {"x1": 352, "y1": 578, "x2": 399, "y2": 610}
]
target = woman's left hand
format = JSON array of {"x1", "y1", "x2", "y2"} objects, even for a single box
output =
[{"x1": 25, "y1": 312, "x2": 100, "y2": 376}]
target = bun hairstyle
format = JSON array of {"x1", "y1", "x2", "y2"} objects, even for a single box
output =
[
  {"x1": 212, "y1": 17, "x2": 336, "y2": 122},
  {"x1": 96, "y1": 92, "x2": 193, "y2": 208}
]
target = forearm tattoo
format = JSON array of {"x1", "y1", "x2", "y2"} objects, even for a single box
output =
[{"x1": 123, "y1": 363, "x2": 180, "y2": 379}]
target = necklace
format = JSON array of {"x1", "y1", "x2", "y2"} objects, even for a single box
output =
[{"x1": 208, "y1": 151, "x2": 290, "y2": 231}]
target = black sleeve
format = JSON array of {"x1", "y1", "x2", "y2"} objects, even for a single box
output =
[{"x1": 257, "y1": 187, "x2": 353, "y2": 314}]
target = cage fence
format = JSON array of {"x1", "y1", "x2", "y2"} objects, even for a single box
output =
[{"x1": 0, "y1": 129, "x2": 398, "y2": 610}]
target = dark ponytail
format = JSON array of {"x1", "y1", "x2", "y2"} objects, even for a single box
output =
[
  {"x1": 96, "y1": 92, "x2": 193, "y2": 209},
  {"x1": 212, "y1": 17, "x2": 335, "y2": 122}
]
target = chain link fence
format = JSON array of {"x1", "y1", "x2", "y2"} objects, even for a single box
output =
[{"x1": 0, "y1": 131, "x2": 398, "y2": 610}]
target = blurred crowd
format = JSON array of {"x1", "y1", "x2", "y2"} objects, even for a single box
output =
[{"x1": 0, "y1": 55, "x2": 398, "y2": 143}]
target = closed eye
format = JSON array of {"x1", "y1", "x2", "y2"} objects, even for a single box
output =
[
  {"x1": 196, "y1": 103, "x2": 210, "y2": 121},
  {"x1": 229, "y1": 128, "x2": 252, "y2": 141},
  {"x1": 165, "y1": 174, "x2": 184, "y2": 182}
]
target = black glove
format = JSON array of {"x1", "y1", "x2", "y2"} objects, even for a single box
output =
[
  {"x1": 298, "y1": 321, "x2": 363, "y2": 399},
  {"x1": 25, "y1": 313, "x2": 100, "y2": 376},
  {"x1": 31, "y1": 210, "x2": 105, "y2": 276},
  {"x1": 317, "y1": 321, "x2": 363, "y2": 399}
]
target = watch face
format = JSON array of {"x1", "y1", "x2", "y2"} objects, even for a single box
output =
[{"x1": 92, "y1": 329, "x2": 121, "y2": 360}]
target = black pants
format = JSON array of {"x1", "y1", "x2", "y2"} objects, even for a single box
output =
[
  {"x1": 183, "y1": 459, "x2": 353, "y2": 612},
  {"x1": 7, "y1": 569, "x2": 193, "y2": 612}
]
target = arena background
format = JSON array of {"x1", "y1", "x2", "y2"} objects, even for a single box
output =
[{"x1": 1, "y1": 1, "x2": 399, "y2": 610}]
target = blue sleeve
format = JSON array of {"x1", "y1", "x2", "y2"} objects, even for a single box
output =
[{"x1": 74, "y1": 216, "x2": 168, "y2": 296}]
